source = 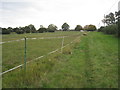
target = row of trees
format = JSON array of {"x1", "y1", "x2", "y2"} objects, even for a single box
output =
[
  {"x1": 98, "y1": 10, "x2": 120, "y2": 37},
  {"x1": 1, "y1": 24, "x2": 36, "y2": 34},
  {"x1": 1, "y1": 23, "x2": 97, "y2": 34},
  {"x1": 38, "y1": 23, "x2": 96, "y2": 33}
]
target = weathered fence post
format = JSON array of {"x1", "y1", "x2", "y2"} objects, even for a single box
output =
[
  {"x1": 24, "y1": 36, "x2": 27, "y2": 71},
  {"x1": 61, "y1": 36, "x2": 64, "y2": 53}
]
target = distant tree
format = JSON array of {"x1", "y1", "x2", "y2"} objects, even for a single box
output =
[
  {"x1": 28, "y1": 24, "x2": 36, "y2": 33},
  {"x1": 7, "y1": 27, "x2": 13, "y2": 32},
  {"x1": 47, "y1": 24, "x2": 57, "y2": 32},
  {"x1": 38, "y1": 25, "x2": 47, "y2": 33},
  {"x1": 115, "y1": 10, "x2": 120, "y2": 23},
  {"x1": 84, "y1": 25, "x2": 89, "y2": 30},
  {"x1": 13, "y1": 27, "x2": 18, "y2": 32},
  {"x1": 24, "y1": 26, "x2": 30, "y2": 33},
  {"x1": 102, "y1": 12, "x2": 116, "y2": 26},
  {"x1": 2, "y1": 28, "x2": 11, "y2": 34},
  {"x1": 62, "y1": 23, "x2": 70, "y2": 31},
  {"x1": 97, "y1": 26, "x2": 105, "y2": 32},
  {"x1": 16, "y1": 27, "x2": 24, "y2": 34},
  {"x1": 38, "y1": 28, "x2": 47, "y2": 33},
  {"x1": 84, "y1": 24, "x2": 96, "y2": 31},
  {"x1": 75, "y1": 25, "x2": 82, "y2": 31}
]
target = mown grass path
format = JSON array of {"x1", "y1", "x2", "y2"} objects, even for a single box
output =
[
  {"x1": 3, "y1": 32, "x2": 118, "y2": 88},
  {"x1": 39, "y1": 32, "x2": 118, "y2": 88}
]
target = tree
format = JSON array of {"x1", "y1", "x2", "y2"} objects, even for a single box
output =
[
  {"x1": 75, "y1": 25, "x2": 82, "y2": 31},
  {"x1": 7, "y1": 27, "x2": 13, "y2": 32},
  {"x1": 2, "y1": 28, "x2": 11, "y2": 34},
  {"x1": 84, "y1": 25, "x2": 89, "y2": 30},
  {"x1": 102, "y1": 12, "x2": 116, "y2": 26},
  {"x1": 15, "y1": 27, "x2": 24, "y2": 34},
  {"x1": 115, "y1": 10, "x2": 120, "y2": 37},
  {"x1": 62, "y1": 22, "x2": 70, "y2": 31},
  {"x1": 13, "y1": 27, "x2": 18, "y2": 32},
  {"x1": 84, "y1": 24, "x2": 96, "y2": 31},
  {"x1": 28, "y1": 24, "x2": 36, "y2": 33},
  {"x1": 47, "y1": 24, "x2": 57, "y2": 32},
  {"x1": 38, "y1": 27, "x2": 47, "y2": 33},
  {"x1": 24, "y1": 26, "x2": 30, "y2": 33}
]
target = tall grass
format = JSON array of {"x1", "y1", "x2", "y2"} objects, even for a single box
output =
[
  {"x1": 2, "y1": 32, "x2": 118, "y2": 88},
  {"x1": 2, "y1": 31, "x2": 81, "y2": 72}
]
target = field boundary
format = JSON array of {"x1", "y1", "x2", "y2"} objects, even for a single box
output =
[
  {"x1": 0, "y1": 36, "x2": 68, "y2": 44},
  {"x1": 1, "y1": 34, "x2": 81, "y2": 75},
  {"x1": 1, "y1": 34, "x2": 80, "y2": 44}
]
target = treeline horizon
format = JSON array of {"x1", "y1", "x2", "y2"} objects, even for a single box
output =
[{"x1": 0, "y1": 22, "x2": 97, "y2": 34}]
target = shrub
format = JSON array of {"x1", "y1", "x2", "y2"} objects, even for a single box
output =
[
  {"x1": 47, "y1": 29, "x2": 55, "y2": 32},
  {"x1": 98, "y1": 26, "x2": 105, "y2": 32},
  {"x1": 84, "y1": 24, "x2": 96, "y2": 31},
  {"x1": 16, "y1": 29, "x2": 24, "y2": 34},
  {"x1": 38, "y1": 28, "x2": 47, "y2": 33},
  {"x1": 101, "y1": 24, "x2": 117, "y2": 35},
  {"x1": 2, "y1": 28, "x2": 11, "y2": 34},
  {"x1": 75, "y1": 25, "x2": 82, "y2": 31}
]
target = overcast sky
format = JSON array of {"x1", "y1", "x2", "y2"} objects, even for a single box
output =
[{"x1": 0, "y1": 0, "x2": 119, "y2": 29}]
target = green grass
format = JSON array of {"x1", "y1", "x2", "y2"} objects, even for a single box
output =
[
  {"x1": 2, "y1": 31, "x2": 81, "y2": 42},
  {"x1": 2, "y1": 31, "x2": 118, "y2": 88},
  {"x1": 2, "y1": 31, "x2": 81, "y2": 71}
]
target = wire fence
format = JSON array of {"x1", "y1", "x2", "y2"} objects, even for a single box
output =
[{"x1": 1, "y1": 32, "x2": 82, "y2": 75}]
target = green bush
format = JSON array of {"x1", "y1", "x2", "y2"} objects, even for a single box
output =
[
  {"x1": 101, "y1": 24, "x2": 117, "y2": 35},
  {"x1": 47, "y1": 29, "x2": 55, "y2": 32},
  {"x1": 16, "y1": 29, "x2": 24, "y2": 34},
  {"x1": 2, "y1": 28, "x2": 11, "y2": 34},
  {"x1": 84, "y1": 24, "x2": 96, "y2": 31},
  {"x1": 38, "y1": 28, "x2": 47, "y2": 33},
  {"x1": 97, "y1": 26, "x2": 105, "y2": 32}
]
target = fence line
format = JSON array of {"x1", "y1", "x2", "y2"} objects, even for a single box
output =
[
  {"x1": 1, "y1": 34, "x2": 81, "y2": 75},
  {"x1": 1, "y1": 34, "x2": 80, "y2": 44},
  {"x1": 0, "y1": 36, "x2": 68, "y2": 44}
]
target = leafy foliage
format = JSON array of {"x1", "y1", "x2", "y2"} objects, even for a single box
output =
[
  {"x1": 75, "y1": 25, "x2": 82, "y2": 31},
  {"x1": 47, "y1": 24, "x2": 57, "y2": 32},
  {"x1": 2, "y1": 28, "x2": 11, "y2": 34},
  {"x1": 38, "y1": 28, "x2": 47, "y2": 33},
  {"x1": 101, "y1": 10, "x2": 120, "y2": 37},
  {"x1": 16, "y1": 29, "x2": 24, "y2": 34},
  {"x1": 84, "y1": 24, "x2": 96, "y2": 31},
  {"x1": 98, "y1": 24, "x2": 118, "y2": 36},
  {"x1": 62, "y1": 23, "x2": 70, "y2": 31}
]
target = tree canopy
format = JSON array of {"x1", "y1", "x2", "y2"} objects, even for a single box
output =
[
  {"x1": 47, "y1": 24, "x2": 57, "y2": 32},
  {"x1": 62, "y1": 23, "x2": 70, "y2": 31},
  {"x1": 75, "y1": 25, "x2": 83, "y2": 31},
  {"x1": 84, "y1": 24, "x2": 96, "y2": 31}
]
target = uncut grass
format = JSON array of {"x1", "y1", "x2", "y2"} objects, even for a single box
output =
[
  {"x1": 3, "y1": 32, "x2": 118, "y2": 88},
  {"x1": 38, "y1": 32, "x2": 118, "y2": 88},
  {"x1": 2, "y1": 34, "x2": 80, "y2": 72},
  {"x1": 2, "y1": 33, "x2": 82, "y2": 88},
  {"x1": 2, "y1": 31, "x2": 81, "y2": 42},
  {"x1": 2, "y1": 36, "x2": 79, "y2": 88}
]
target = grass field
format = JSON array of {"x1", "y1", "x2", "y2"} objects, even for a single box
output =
[
  {"x1": 2, "y1": 31, "x2": 82, "y2": 72},
  {"x1": 2, "y1": 31, "x2": 118, "y2": 88}
]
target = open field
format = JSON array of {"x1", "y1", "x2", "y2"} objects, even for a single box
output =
[
  {"x1": 2, "y1": 31, "x2": 81, "y2": 42},
  {"x1": 2, "y1": 31, "x2": 82, "y2": 72},
  {"x1": 2, "y1": 31, "x2": 118, "y2": 88}
]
